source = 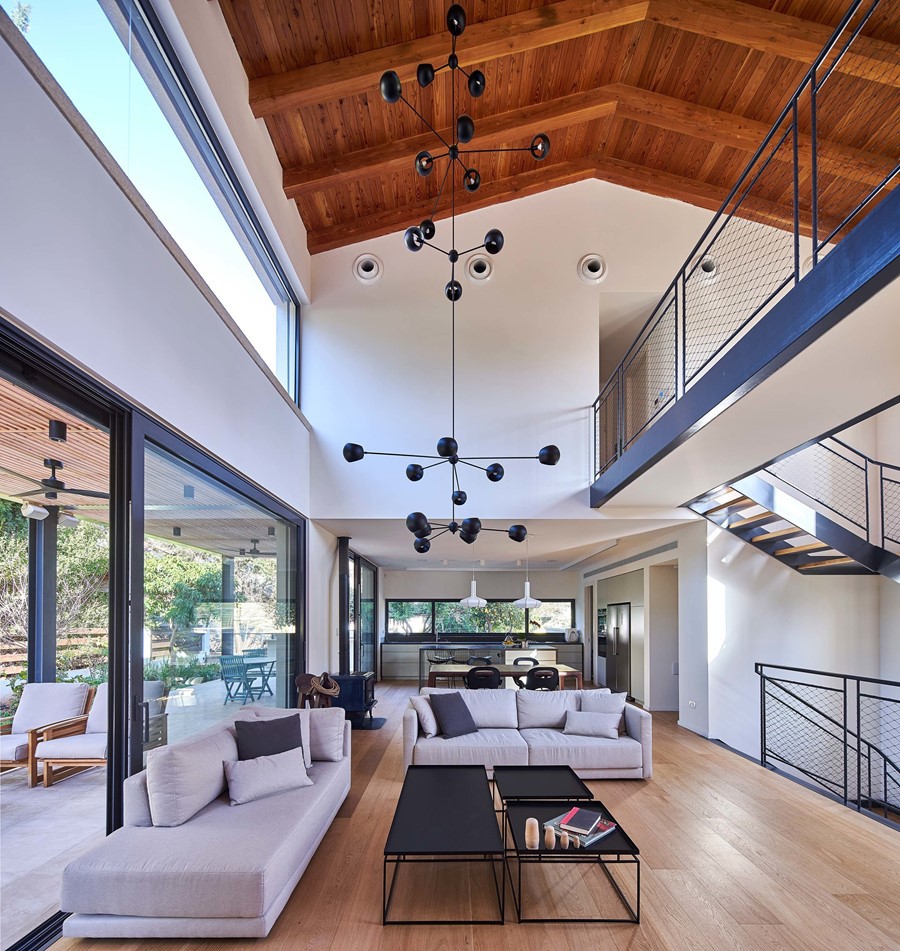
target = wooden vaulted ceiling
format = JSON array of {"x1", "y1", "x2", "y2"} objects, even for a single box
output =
[{"x1": 218, "y1": 0, "x2": 900, "y2": 254}]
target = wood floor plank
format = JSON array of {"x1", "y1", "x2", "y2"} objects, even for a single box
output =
[{"x1": 50, "y1": 683, "x2": 900, "y2": 951}]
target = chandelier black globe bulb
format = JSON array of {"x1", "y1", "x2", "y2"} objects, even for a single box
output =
[
  {"x1": 414, "y1": 537, "x2": 431, "y2": 553},
  {"x1": 463, "y1": 168, "x2": 481, "y2": 192},
  {"x1": 508, "y1": 524, "x2": 528, "y2": 543},
  {"x1": 437, "y1": 436, "x2": 459, "y2": 457},
  {"x1": 486, "y1": 463, "x2": 504, "y2": 482},
  {"x1": 457, "y1": 114, "x2": 475, "y2": 144},
  {"x1": 406, "y1": 463, "x2": 424, "y2": 482},
  {"x1": 343, "y1": 443, "x2": 365, "y2": 463},
  {"x1": 538, "y1": 444, "x2": 561, "y2": 466},
  {"x1": 379, "y1": 70, "x2": 402, "y2": 103},
  {"x1": 415, "y1": 150, "x2": 434, "y2": 177},
  {"x1": 417, "y1": 62, "x2": 435, "y2": 87},
  {"x1": 452, "y1": 489, "x2": 467, "y2": 506},
  {"x1": 447, "y1": 3, "x2": 466, "y2": 35},
  {"x1": 461, "y1": 517, "x2": 482, "y2": 535},
  {"x1": 530, "y1": 132, "x2": 551, "y2": 160},
  {"x1": 445, "y1": 279, "x2": 463, "y2": 301},
  {"x1": 459, "y1": 531, "x2": 476, "y2": 544},
  {"x1": 420, "y1": 218, "x2": 436, "y2": 239},
  {"x1": 414, "y1": 525, "x2": 432, "y2": 539},
  {"x1": 484, "y1": 229, "x2": 504, "y2": 254},
  {"x1": 404, "y1": 226, "x2": 425, "y2": 252},
  {"x1": 467, "y1": 69, "x2": 485, "y2": 97},
  {"x1": 406, "y1": 511, "x2": 430, "y2": 534}
]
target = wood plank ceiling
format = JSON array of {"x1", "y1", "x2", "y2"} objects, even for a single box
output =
[{"x1": 219, "y1": 0, "x2": 899, "y2": 254}]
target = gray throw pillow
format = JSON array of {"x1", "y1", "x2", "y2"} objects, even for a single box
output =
[
  {"x1": 429, "y1": 692, "x2": 479, "y2": 739},
  {"x1": 234, "y1": 714, "x2": 302, "y2": 761},
  {"x1": 224, "y1": 748, "x2": 312, "y2": 805},
  {"x1": 563, "y1": 709, "x2": 620, "y2": 739}
]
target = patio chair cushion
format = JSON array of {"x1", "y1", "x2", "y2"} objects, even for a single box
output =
[
  {"x1": 520, "y1": 728, "x2": 643, "y2": 770},
  {"x1": 36, "y1": 733, "x2": 108, "y2": 760},
  {"x1": 146, "y1": 723, "x2": 238, "y2": 827},
  {"x1": 0, "y1": 733, "x2": 28, "y2": 761},
  {"x1": 235, "y1": 707, "x2": 313, "y2": 767},
  {"x1": 12, "y1": 682, "x2": 91, "y2": 733},
  {"x1": 515, "y1": 690, "x2": 580, "y2": 729},
  {"x1": 422, "y1": 686, "x2": 518, "y2": 728},
  {"x1": 563, "y1": 710, "x2": 620, "y2": 739},
  {"x1": 224, "y1": 748, "x2": 312, "y2": 805},
  {"x1": 85, "y1": 682, "x2": 109, "y2": 734}
]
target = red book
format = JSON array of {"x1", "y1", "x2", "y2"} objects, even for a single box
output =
[{"x1": 559, "y1": 806, "x2": 606, "y2": 836}]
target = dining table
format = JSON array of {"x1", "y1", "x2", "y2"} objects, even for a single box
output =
[{"x1": 426, "y1": 662, "x2": 583, "y2": 690}]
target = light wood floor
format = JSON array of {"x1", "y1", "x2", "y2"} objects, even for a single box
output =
[{"x1": 56, "y1": 682, "x2": 900, "y2": 951}]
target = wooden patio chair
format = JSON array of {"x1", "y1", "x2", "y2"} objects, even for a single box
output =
[
  {"x1": 0, "y1": 682, "x2": 94, "y2": 787},
  {"x1": 36, "y1": 681, "x2": 108, "y2": 787},
  {"x1": 220, "y1": 655, "x2": 254, "y2": 704}
]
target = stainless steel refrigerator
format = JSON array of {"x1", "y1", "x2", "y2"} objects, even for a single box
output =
[{"x1": 606, "y1": 602, "x2": 631, "y2": 697}]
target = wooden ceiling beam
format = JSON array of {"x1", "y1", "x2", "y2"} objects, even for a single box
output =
[
  {"x1": 284, "y1": 90, "x2": 617, "y2": 198},
  {"x1": 609, "y1": 84, "x2": 898, "y2": 190},
  {"x1": 249, "y1": 0, "x2": 649, "y2": 117},
  {"x1": 648, "y1": 0, "x2": 900, "y2": 88},
  {"x1": 306, "y1": 160, "x2": 597, "y2": 254}
]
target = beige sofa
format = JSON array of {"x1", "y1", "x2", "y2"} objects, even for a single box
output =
[
  {"x1": 60, "y1": 706, "x2": 350, "y2": 939},
  {"x1": 403, "y1": 687, "x2": 652, "y2": 780}
]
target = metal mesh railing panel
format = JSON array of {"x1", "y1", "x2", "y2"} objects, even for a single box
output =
[
  {"x1": 767, "y1": 442, "x2": 867, "y2": 528},
  {"x1": 764, "y1": 679, "x2": 847, "y2": 795},
  {"x1": 622, "y1": 296, "x2": 675, "y2": 448},
  {"x1": 859, "y1": 692, "x2": 900, "y2": 810},
  {"x1": 882, "y1": 475, "x2": 900, "y2": 546},
  {"x1": 594, "y1": 376, "x2": 620, "y2": 479}
]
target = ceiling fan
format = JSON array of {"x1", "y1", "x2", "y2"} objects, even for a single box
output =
[{"x1": 16, "y1": 458, "x2": 109, "y2": 501}]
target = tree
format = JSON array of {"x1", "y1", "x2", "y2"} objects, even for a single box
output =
[{"x1": 11, "y1": 2, "x2": 31, "y2": 33}]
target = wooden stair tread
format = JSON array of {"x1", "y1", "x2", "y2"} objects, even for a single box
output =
[
  {"x1": 753, "y1": 527, "x2": 804, "y2": 542},
  {"x1": 775, "y1": 541, "x2": 831, "y2": 556},
  {"x1": 704, "y1": 496, "x2": 752, "y2": 515},
  {"x1": 728, "y1": 510, "x2": 775, "y2": 529},
  {"x1": 798, "y1": 556, "x2": 856, "y2": 569}
]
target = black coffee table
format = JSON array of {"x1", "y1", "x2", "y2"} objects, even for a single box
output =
[
  {"x1": 383, "y1": 765, "x2": 505, "y2": 925},
  {"x1": 492, "y1": 765, "x2": 593, "y2": 844},
  {"x1": 505, "y1": 799, "x2": 640, "y2": 924}
]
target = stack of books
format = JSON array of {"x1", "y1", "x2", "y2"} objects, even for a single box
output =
[{"x1": 543, "y1": 806, "x2": 616, "y2": 848}]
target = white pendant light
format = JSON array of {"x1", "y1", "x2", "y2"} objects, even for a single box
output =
[
  {"x1": 514, "y1": 538, "x2": 542, "y2": 609},
  {"x1": 460, "y1": 553, "x2": 487, "y2": 608}
]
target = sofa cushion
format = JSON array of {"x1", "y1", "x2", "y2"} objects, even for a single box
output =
[
  {"x1": 234, "y1": 715, "x2": 302, "y2": 761},
  {"x1": 520, "y1": 728, "x2": 643, "y2": 770},
  {"x1": 307, "y1": 707, "x2": 346, "y2": 762},
  {"x1": 146, "y1": 723, "x2": 238, "y2": 827},
  {"x1": 236, "y1": 707, "x2": 312, "y2": 768},
  {"x1": 430, "y1": 692, "x2": 478, "y2": 738},
  {"x1": 516, "y1": 690, "x2": 580, "y2": 729},
  {"x1": 85, "y1": 682, "x2": 109, "y2": 734},
  {"x1": 61, "y1": 758, "x2": 349, "y2": 920},
  {"x1": 580, "y1": 691, "x2": 627, "y2": 734},
  {"x1": 0, "y1": 733, "x2": 27, "y2": 762},
  {"x1": 422, "y1": 686, "x2": 518, "y2": 728},
  {"x1": 13, "y1": 682, "x2": 90, "y2": 733},
  {"x1": 409, "y1": 696, "x2": 438, "y2": 737},
  {"x1": 35, "y1": 733, "x2": 107, "y2": 760},
  {"x1": 224, "y1": 748, "x2": 312, "y2": 805},
  {"x1": 563, "y1": 710, "x2": 619, "y2": 739},
  {"x1": 413, "y1": 729, "x2": 528, "y2": 768}
]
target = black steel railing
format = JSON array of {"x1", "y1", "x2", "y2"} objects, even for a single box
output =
[
  {"x1": 593, "y1": 0, "x2": 899, "y2": 480},
  {"x1": 763, "y1": 436, "x2": 900, "y2": 551},
  {"x1": 756, "y1": 663, "x2": 900, "y2": 828}
]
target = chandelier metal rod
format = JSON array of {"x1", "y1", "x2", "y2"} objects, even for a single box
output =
[
  {"x1": 458, "y1": 243, "x2": 485, "y2": 256},
  {"x1": 430, "y1": 158, "x2": 452, "y2": 220},
  {"x1": 399, "y1": 95, "x2": 451, "y2": 149},
  {"x1": 364, "y1": 450, "x2": 445, "y2": 460},
  {"x1": 421, "y1": 240, "x2": 451, "y2": 256},
  {"x1": 458, "y1": 459, "x2": 488, "y2": 472},
  {"x1": 465, "y1": 455, "x2": 539, "y2": 461},
  {"x1": 460, "y1": 147, "x2": 534, "y2": 155}
]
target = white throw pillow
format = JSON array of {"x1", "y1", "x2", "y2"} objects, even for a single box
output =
[
  {"x1": 580, "y1": 691, "x2": 627, "y2": 734},
  {"x1": 563, "y1": 710, "x2": 620, "y2": 739},
  {"x1": 224, "y1": 748, "x2": 312, "y2": 805},
  {"x1": 410, "y1": 696, "x2": 438, "y2": 737}
]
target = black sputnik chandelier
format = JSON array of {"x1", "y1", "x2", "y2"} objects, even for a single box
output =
[{"x1": 342, "y1": 3, "x2": 559, "y2": 555}]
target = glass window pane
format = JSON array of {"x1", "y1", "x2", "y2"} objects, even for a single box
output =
[
  {"x1": 434, "y1": 602, "x2": 526, "y2": 636},
  {"x1": 359, "y1": 562, "x2": 376, "y2": 673},
  {"x1": 386, "y1": 602, "x2": 432, "y2": 637},
  {"x1": 141, "y1": 444, "x2": 297, "y2": 750},
  {"x1": 529, "y1": 601, "x2": 575, "y2": 634}
]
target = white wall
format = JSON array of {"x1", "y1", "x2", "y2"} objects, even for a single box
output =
[
  {"x1": 302, "y1": 179, "x2": 716, "y2": 522},
  {"x1": 879, "y1": 577, "x2": 900, "y2": 682},
  {"x1": 0, "y1": 30, "x2": 311, "y2": 515},
  {"x1": 648, "y1": 565, "x2": 679, "y2": 711},
  {"x1": 307, "y1": 522, "x2": 339, "y2": 674}
]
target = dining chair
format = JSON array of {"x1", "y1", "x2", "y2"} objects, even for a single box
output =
[
  {"x1": 512, "y1": 656, "x2": 539, "y2": 688},
  {"x1": 463, "y1": 666, "x2": 502, "y2": 689},
  {"x1": 522, "y1": 666, "x2": 560, "y2": 691}
]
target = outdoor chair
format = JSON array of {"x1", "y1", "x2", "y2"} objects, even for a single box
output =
[
  {"x1": 463, "y1": 666, "x2": 502, "y2": 689},
  {"x1": 522, "y1": 666, "x2": 560, "y2": 691},
  {"x1": 426, "y1": 649, "x2": 455, "y2": 687},
  {"x1": 36, "y1": 681, "x2": 108, "y2": 787},
  {"x1": 466, "y1": 655, "x2": 491, "y2": 666},
  {"x1": 512, "y1": 656, "x2": 539, "y2": 688},
  {"x1": 220, "y1": 655, "x2": 258, "y2": 704},
  {"x1": 242, "y1": 648, "x2": 268, "y2": 657},
  {"x1": 0, "y1": 682, "x2": 94, "y2": 787}
]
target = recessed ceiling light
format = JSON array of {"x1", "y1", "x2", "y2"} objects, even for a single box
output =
[
  {"x1": 353, "y1": 254, "x2": 383, "y2": 284},
  {"x1": 578, "y1": 254, "x2": 607, "y2": 284}
]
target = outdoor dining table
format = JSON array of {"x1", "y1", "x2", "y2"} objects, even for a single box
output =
[{"x1": 426, "y1": 662, "x2": 583, "y2": 689}]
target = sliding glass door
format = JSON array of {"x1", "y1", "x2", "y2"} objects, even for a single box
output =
[{"x1": 345, "y1": 551, "x2": 376, "y2": 676}]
